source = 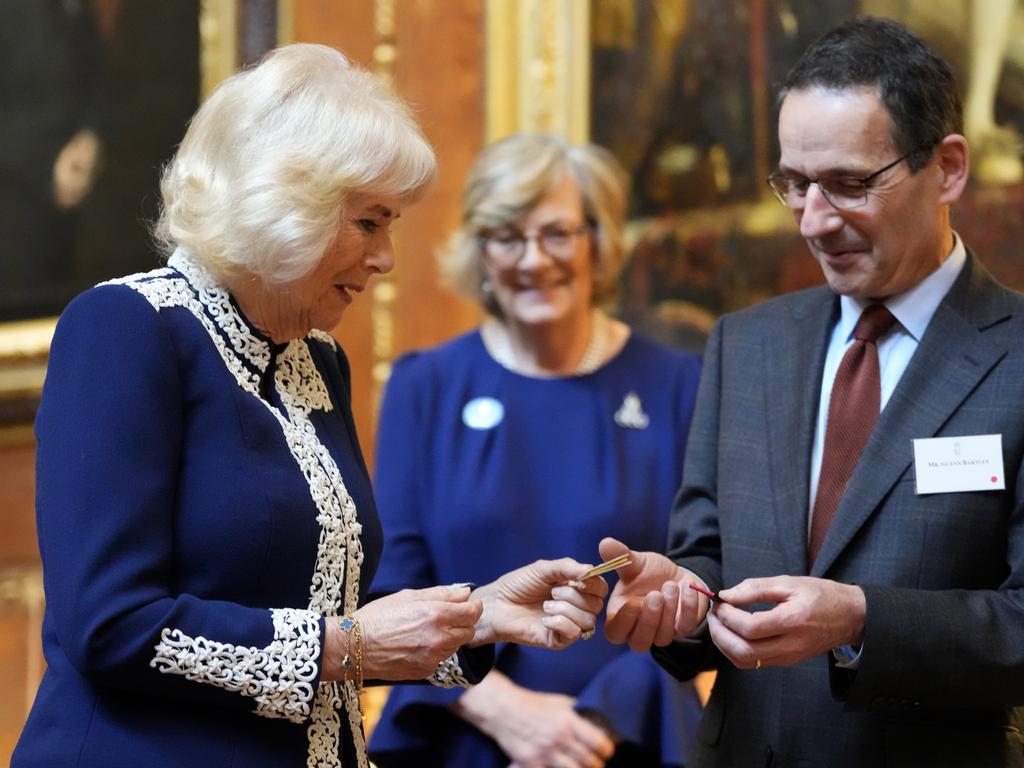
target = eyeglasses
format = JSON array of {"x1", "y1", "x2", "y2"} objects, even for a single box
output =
[
  {"x1": 479, "y1": 222, "x2": 591, "y2": 266},
  {"x1": 766, "y1": 146, "x2": 930, "y2": 210}
]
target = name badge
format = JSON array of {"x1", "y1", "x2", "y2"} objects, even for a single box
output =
[{"x1": 912, "y1": 434, "x2": 1005, "y2": 494}]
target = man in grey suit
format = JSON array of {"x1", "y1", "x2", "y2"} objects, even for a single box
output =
[{"x1": 600, "y1": 16, "x2": 1024, "y2": 767}]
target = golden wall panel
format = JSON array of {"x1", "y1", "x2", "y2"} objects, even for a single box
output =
[{"x1": 292, "y1": 0, "x2": 483, "y2": 470}]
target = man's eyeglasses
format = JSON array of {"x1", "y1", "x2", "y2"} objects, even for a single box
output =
[
  {"x1": 479, "y1": 222, "x2": 591, "y2": 266},
  {"x1": 766, "y1": 146, "x2": 931, "y2": 210}
]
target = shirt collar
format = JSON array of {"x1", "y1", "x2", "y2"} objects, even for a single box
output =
[{"x1": 837, "y1": 231, "x2": 967, "y2": 342}]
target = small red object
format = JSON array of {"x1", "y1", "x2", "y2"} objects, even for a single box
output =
[
  {"x1": 992, "y1": 476, "x2": 999, "y2": 483},
  {"x1": 689, "y1": 583, "x2": 718, "y2": 601}
]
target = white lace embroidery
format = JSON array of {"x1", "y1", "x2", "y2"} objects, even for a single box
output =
[
  {"x1": 429, "y1": 653, "x2": 472, "y2": 689},
  {"x1": 150, "y1": 607, "x2": 320, "y2": 723},
  {"x1": 278, "y1": 341, "x2": 334, "y2": 415},
  {"x1": 119, "y1": 252, "x2": 366, "y2": 767}
]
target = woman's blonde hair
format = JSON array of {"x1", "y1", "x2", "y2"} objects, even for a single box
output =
[
  {"x1": 155, "y1": 43, "x2": 436, "y2": 285},
  {"x1": 439, "y1": 133, "x2": 629, "y2": 313}
]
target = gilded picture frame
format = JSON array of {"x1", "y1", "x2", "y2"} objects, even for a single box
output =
[
  {"x1": 0, "y1": 0, "x2": 249, "y2": 430},
  {"x1": 488, "y1": 1, "x2": 1024, "y2": 355}
]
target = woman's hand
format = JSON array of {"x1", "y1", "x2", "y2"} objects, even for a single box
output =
[
  {"x1": 470, "y1": 558, "x2": 607, "y2": 648},
  {"x1": 452, "y1": 670, "x2": 616, "y2": 768},
  {"x1": 328, "y1": 585, "x2": 483, "y2": 681}
]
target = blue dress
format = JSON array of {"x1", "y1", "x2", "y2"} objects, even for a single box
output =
[
  {"x1": 13, "y1": 253, "x2": 482, "y2": 768},
  {"x1": 368, "y1": 330, "x2": 704, "y2": 767}
]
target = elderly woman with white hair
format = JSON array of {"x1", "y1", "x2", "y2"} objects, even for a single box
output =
[
  {"x1": 12, "y1": 46, "x2": 605, "y2": 768},
  {"x1": 368, "y1": 134, "x2": 704, "y2": 768}
]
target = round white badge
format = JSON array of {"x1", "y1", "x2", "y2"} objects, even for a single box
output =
[{"x1": 462, "y1": 397, "x2": 505, "y2": 430}]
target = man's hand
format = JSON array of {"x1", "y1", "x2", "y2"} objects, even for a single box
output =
[
  {"x1": 708, "y1": 575, "x2": 866, "y2": 669},
  {"x1": 599, "y1": 537, "x2": 709, "y2": 652},
  {"x1": 453, "y1": 670, "x2": 616, "y2": 768}
]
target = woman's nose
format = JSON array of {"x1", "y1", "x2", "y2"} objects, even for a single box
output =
[{"x1": 368, "y1": 235, "x2": 395, "y2": 274}]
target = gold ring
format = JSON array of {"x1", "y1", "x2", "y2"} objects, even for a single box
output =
[
  {"x1": 754, "y1": 658, "x2": 762, "y2": 670},
  {"x1": 581, "y1": 628, "x2": 595, "y2": 640}
]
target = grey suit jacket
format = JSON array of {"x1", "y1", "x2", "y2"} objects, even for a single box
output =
[{"x1": 654, "y1": 254, "x2": 1024, "y2": 767}]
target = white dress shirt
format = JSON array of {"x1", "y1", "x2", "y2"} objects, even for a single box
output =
[
  {"x1": 809, "y1": 234, "x2": 968, "y2": 516},
  {"x1": 809, "y1": 234, "x2": 966, "y2": 667}
]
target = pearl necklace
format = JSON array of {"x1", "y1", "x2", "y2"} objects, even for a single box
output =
[
  {"x1": 488, "y1": 310, "x2": 609, "y2": 377},
  {"x1": 573, "y1": 310, "x2": 609, "y2": 375}
]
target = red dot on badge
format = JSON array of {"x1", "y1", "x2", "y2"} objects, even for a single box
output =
[{"x1": 992, "y1": 476, "x2": 999, "y2": 483}]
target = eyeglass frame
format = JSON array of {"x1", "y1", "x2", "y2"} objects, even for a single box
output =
[
  {"x1": 765, "y1": 144, "x2": 934, "y2": 210},
  {"x1": 477, "y1": 221, "x2": 594, "y2": 266}
]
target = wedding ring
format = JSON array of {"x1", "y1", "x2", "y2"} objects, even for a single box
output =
[
  {"x1": 581, "y1": 628, "x2": 596, "y2": 640},
  {"x1": 754, "y1": 658, "x2": 762, "y2": 670}
]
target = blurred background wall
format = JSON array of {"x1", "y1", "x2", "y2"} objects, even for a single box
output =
[{"x1": 3, "y1": 1, "x2": 1024, "y2": 760}]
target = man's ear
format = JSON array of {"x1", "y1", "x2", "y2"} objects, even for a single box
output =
[{"x1": 936, "y1": 133, "x2": 969, "y2": 205}]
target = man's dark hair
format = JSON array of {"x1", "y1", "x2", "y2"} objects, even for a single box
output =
[{"x1": 780, "y1": 16, "x2": 962, "y2": 171}]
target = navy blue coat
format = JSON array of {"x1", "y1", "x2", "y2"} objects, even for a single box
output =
[{"x1": 14, "y1": 253, "x2": 385, "y2": 767}]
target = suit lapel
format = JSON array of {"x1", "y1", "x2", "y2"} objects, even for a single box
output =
[
  {"x1": 764, "y1": 288, "x2": 837, "y2": 576},
  {"x1": 812, "y1": 256, "x2": 1013, "y2": 576}
]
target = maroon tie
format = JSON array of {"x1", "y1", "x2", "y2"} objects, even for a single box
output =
[{"x1": 808, "y1": 304, "x2": 896, "y2": 565}]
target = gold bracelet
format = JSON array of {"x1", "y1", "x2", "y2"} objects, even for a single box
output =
[
  {"x1": 338, "y1": 616, "x2": 363, "y2": 690},
  {"x1": 351, "y1": 617, "x2": 363, "y2": 690}
]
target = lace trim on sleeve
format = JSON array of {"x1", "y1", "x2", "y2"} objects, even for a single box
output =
[
  {"x1": 150, "y1": 607, "x2": 320, "y2": 723},
  {"x1": 428, "y1": 653, "x2": 472, "y2": 689}
]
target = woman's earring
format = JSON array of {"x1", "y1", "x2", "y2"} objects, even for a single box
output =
[{"x1": 480, "y1": 278, "x2": 492, "y2": 296}]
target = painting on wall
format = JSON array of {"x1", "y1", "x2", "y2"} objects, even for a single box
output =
[
  {"x1": 592, "y1": 0, "x2": 1024, "y2": 352},
  {"x1": 0, "y1": 0, "x2": 201, "y2": 325},
  {"x1": 0, "y1": 0, "x2": 204, "y2": 427},
  {"x1": 0, "y1": 0, "x2": 282, "y2": 428}
]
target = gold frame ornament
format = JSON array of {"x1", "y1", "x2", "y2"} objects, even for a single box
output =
[{"x1": 485, "y1": 0, "x2": 591, "y2": 142}]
